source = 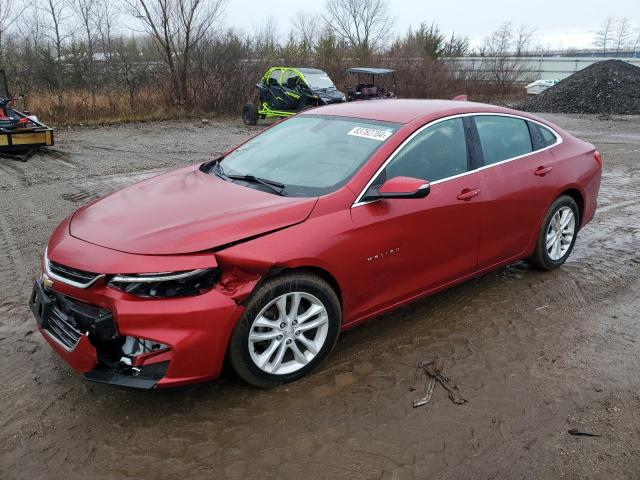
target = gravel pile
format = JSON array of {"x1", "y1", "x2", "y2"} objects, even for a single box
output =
[{"x1": 521, "y1": 59, "x2": 640, "y2": 114}]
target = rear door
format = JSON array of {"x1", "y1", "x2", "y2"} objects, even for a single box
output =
[
  {"x1": 350, "y1": 117, "x2": 483, "y2": 316},
  {"x1": 472, "y1": 114, "x2": 561, "y2": 269}
]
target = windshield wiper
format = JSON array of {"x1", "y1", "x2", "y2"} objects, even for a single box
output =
[
  {"x1": 212, "y1": 161, "x2": 285, "y2": 196},
  {"x1": 226, "y1": 174, "x2": 285, "y2": 195}
]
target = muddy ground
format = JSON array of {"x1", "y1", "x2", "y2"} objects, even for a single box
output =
[{"x1": 1, "y1": 114, "x2": 640, "y2": 479}]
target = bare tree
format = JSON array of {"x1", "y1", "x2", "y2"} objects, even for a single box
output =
[
  {"x1": 20, "y1": 4, "x2": 45, "y2": 53},
  {"x1": 91, "y1": 0, "x2": 124, "y2": 111},
  {"x1": 632, "y1": 29, "x2": 640, "y2": 54},
  {"x1": 252, "y1": 14, "x2": 279, "y2": 59},
  {"x1": 481, "y1": 22, "x2": 530, "y2": 93},
  {"x1": 442, "y1": 33, "x2": 469, "y2": 58},
  {"x1": 594, "y1": 17, "x2": 615, "y2": 55},
  {"x1": 514, "y1": 24, "x2": 535, "y2": 57},
  {"x1": 323, "y1": 0, "x2": 393, "y2": 60},
  {"x1": 74, "y1": 0, "x2": 101, "y2": 105},
  {"x1": 37, "y1": 0, "x2": 75, "y2": 108},
  {"x1": 391, "y1": 22, "x2": 445, "y2": 59},
  {"x1": 292, "y1": 10, "x2": 321, "y2": 51},
  {"x1": 125, "y1": 0, "x2": 227, "y2": 104},
  {"x1": 75, "y1": 0, "x2": 98, "y2": 57},
  {"x1": 0, "y1": 0, "x2": 30, "y2": 63},
  {"x1": 40, "y1": 0, "x2": 74, "y2": 61},
  {"x1": 96, "y1": 0, "x2": 118, "y2": 57},
  {"x1": 613, "y1": 17, "x2": 632, "y2": 53}
]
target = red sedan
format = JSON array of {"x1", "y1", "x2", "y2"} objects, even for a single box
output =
[{"x1": 30, "y1": 100, "x2": 602, "y2": 388}]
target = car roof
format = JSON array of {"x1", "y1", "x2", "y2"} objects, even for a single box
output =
[
  {"x1": 300, "y1": 99, "x2": 528, "y2": 124},
  {"x1": 296, "y1": 68, "x2": 327, "y2": 74},
  {"x1": 347, "y1": 67, "x2": 395, "y2": 75}
]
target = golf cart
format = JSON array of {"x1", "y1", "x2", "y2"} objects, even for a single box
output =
[
  {"x1": 0, "y1": 69, "x2": 54, "y2": 161},
  {"x1": 242, "y1": 67, "x2": 345, "y2": 125},
  {"x1": 346, "y1": 67, "x2": 397, "y2": 101}
]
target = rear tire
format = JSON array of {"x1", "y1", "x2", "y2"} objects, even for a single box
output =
[
  {"x1": 242, "y1": 102, "x2": 258, "y2": 126},
  {"x1": 527, "y1": 195, "x2": 580, "y2": 270},
  {"x1": 228, "y1": 272, "x2": 341, "y2": 388}
]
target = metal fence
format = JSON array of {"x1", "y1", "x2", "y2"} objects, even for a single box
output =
[{"x1": 446, "y1": 56, "x2": 640, "y2": 81}]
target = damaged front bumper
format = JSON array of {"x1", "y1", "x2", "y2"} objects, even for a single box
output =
[{"x1": 30, "y1": 270, "x2": 245, "y2": 389}]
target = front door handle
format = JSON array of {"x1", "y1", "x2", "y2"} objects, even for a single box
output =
[
  {"x1": 534, "y1": 166, "x2": 553, "y2": 176},
  {"x1": 457, "y1": 188, "x2": 480, "y2": 201}
]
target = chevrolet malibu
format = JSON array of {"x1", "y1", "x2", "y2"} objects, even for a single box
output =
[{"x1": 30, "y1": 100, "x2": 602, "y2": 389}]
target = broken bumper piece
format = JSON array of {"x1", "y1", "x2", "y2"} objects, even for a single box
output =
[
  {"x1": 84, "y1": 367, "x2": 160, "y2": 390},
  {"x1": 30, "y1": 272, "x2": 245, "y2": 389}
]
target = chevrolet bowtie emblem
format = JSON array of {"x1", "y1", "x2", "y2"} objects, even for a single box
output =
[{"x1": 42, "y1": 273, "x2": 54, "y2": 290}]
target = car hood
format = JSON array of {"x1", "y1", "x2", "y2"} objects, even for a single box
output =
[
  {"x1": 69, "y1": 165, "x2": 318, "y2": 255},
  {"x1": 313, "y1": 88, "x2": 345, "y2": 104}
]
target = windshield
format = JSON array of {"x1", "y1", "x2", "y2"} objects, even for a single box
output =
[
  {"x1": 302, "y1": 72, "x2": 336, "y2": 89},
  {"x1": 214, "y1": 115, "x2": 400, "y2": 197}
]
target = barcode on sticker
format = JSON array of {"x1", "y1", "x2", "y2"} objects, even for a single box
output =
[{"x1": 348, "y1": 127, "x2": 393, "y2": 141}]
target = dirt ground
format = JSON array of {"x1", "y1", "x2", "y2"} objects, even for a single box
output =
[{"x1": 1, "y1": 114, "x2": 640, "y2": 480}]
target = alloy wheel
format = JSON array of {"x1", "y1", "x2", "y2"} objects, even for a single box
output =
[
  {"x1": 546, "y1": 206, "x2": 575, "y2": 261},
  {"x1": 248, "y1": 292, "x2": 329, "y2": 375}
]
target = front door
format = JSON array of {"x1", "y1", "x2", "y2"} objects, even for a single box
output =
[{"x1": 349, "y1": 117, "x2": 483, "y2": 317}]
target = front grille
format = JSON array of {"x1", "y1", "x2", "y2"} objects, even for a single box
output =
[
  {"x1": 46, "y1": 307, "x2": 82, "y2": 349},
  {"x1": 49, "y1": 260, "x2": 100, "y2": 286},
  {"x1": 43, "y1": 292, "x2": 116, "y2": 349}
]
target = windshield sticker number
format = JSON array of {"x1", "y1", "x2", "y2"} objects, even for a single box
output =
[{"x1": 348, "y1": 127, "x2": 393, "y2": 141}]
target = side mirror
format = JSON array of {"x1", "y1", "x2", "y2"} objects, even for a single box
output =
[{"x1": 362, "y1": 176, "x2": 430, "y2": 202}]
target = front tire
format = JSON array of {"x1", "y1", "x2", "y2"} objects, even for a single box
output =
[
  {"x1": 527, "y1": 195, "x2": 580, "y2": 270},
  {"x1": 242, "y1": 102, "x2": 258, "y2": 126},
  {"x1": 228, "y1": 272, "x2": 341, "y2": 388}
]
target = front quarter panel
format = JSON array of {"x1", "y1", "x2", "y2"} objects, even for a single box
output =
[{"x1": 214, "y1": 187, "x2": 363, "y2": 321}]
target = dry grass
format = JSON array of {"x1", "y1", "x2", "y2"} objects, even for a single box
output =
[
  {"x1": 24, "y1": 87, "x2": 186, "y2": 126},
  {"x1": 22, "y1": 70, "x2": 527, "y2": 127}
]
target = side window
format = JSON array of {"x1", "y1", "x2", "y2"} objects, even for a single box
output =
[
  {"x1": 281, "y1": 70, "x2": 297, "y2": 86},
  {"x1": 537, "y1": 124, "x2": 558, "y2": 147},
  {"x1": 475, "y1": 115, "x2": 533, "y2": 165},
  {"x1": 269, "y1": 69, "x2": 282, "y2": 84},
  {"x1": 527, "y1": 121, "x2": 559, "y2": 150},
  {"x1": 384, "y1": 118, "x2": 468, "y2": 183}
]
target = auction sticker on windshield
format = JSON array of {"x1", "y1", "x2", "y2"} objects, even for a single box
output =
[{"x1": 348, "y1": 126, "x2": 394, "y2": 141}]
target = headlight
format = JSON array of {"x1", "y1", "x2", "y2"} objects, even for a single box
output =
[{"x1": 108, "y1": 268, "x2": 220, "y2": 298}]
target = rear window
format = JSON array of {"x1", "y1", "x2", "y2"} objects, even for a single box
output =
[
  {"x1": 538, "y1": 124, "x2": 558, "y2": 147},
  {"x1": 475, "y1": 115, "x2": 533, "y2": 165}
]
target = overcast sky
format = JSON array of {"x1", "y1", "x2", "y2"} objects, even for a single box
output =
[{"x1": 221, "y1": 0, "x2": 638, "y2": 50}]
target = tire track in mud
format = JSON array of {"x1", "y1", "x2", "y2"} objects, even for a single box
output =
[
  {"x1": 0, "y1": 160, "x2": 30, "y2": 189},
  {"x1": 0, "y1": 206, "x2": 35, "y2": 381},
  {"x1": 0, "y1": 211, "x2": 28, "y2": 317},
  {"x1": 567, "y1": 168, "x2": 640, "y2": 299},
  {"x1": 58, "y1": 169, "x2": 166, "y2": 204},
  {"x1": 3, "y1": 115, "x2": 640, "y2": 480},
  {"x1": 244, "y1": 164, "x2": 640, "y2": 480}
]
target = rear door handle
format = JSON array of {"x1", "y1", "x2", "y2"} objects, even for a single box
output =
[
  {"x1": 457, "y1": 188, "x2": 480, "y2": 200},
  {"x1": 534, "y1": 166, "x2": 553, "y2": 176}
]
